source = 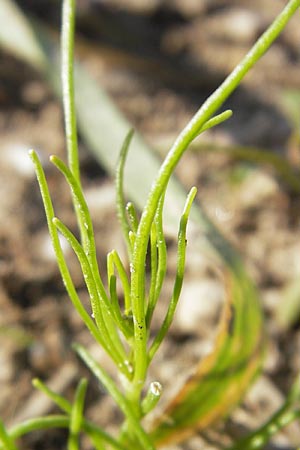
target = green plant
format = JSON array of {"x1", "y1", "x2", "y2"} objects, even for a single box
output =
[{"x1": 1, "y1": 0, "x2": 300, "y2": 449}]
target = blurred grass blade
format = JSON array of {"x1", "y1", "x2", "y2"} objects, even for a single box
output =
[
  {"x1": 0, "y1": 420, "x2": 18, "y2": 450},
  {"x1": 280, "y1": 88, "x2": 300, "y2": 131},
  {"x1": 228, "y1": 375, "x2": 300, "y2": 450},
  {"x1": 228, "y1": 409, "x2": 300, "y2": 450},
  {"x1": 0, "y1": 0, "x2": 219, "y2": 236},
  {"x1": 276, "y1": 278, "x2": 300, "y2": 330},
  {"x1": 151, "y1": 267, "x2": 264, "y2": 446},
  {"x1": 0, "y1": 0, "x2": 46, "y2": 70},
  {"x1": 190, "y1": 141, "x2": 300, "y2": 193},
  {"x1": 5, "y1": 415, "x2": 125, "y2": 450}
]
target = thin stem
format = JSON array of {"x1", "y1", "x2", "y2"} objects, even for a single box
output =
[
  {"x1": 116, "y1": 129, "x2": 134, "y2": 254},
  {"x1": 33, "y1": 378, "x2": 71, "y2": 412},
  {"x1": 195, "y1": 109, "x2": 233, "y2": 136},
  {"x1": 106, "y1": 252, "x2": 133, "y2": 338},
  {"x1": 126, "y1": 202, "x2": 139, "y2": 234},
  {"x1": 62, "y1": 0, "x2": 92, "y2": 254},
  {"x1": 108, "y1": 274, "x2": 133, "y2": 340},
  {"x1": 50, "y1": 156, "x2": 126, "y2": 365},
  {"x1": 74, "y1": 344, "x2": 155, "y2": 450},
  {"x1": 8, "y1": 416, "x2": 70, "y2": 440},
  {"x1": 149, "y1": 187, "x2": 197, "y2": 361},
  {"x1": 147, "y1": 222, "x2": 158, "y2": 326},
  {"x1": 68, "y1": 379, "x2": 88, "y2": 450},
  {"x1": 32, "y1": 379, "x2": 125, "y2": 450},
  {"x1": 146, "y1": 194, "x2": 167, "y2": 328},
  {"x1": 53, "y1": 217, "x2": 129, "y2": 370},
  {"x1": 111, "y1": 250, "x2": 131, "y2": 316},
  {"x1": 0, "y1": 420, "x2": 18, "y2": 450},
  {"x1": 50, "y1": 155, "x2": 97, "y2": 269},
  {"x1": 29, "y1": 150, "x2": 107, "y2": 355},
  {"x1": 61, "y1": 0, "x2": 79, "y2": 182},
  {"x1": 3, "y1": 416, "x2": 125, "y2": 450}
]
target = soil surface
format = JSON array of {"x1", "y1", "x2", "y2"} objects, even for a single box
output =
[{"x1": 1, "y1": 1, "x2": 300, "y2": 449}]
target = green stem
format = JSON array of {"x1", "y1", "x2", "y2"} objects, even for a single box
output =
[
  {"x1": 111, "y1": 250, "x2": 131, "y2": 316},
  {"x1": 61, "y1": 0, "x2": 79, "y2": 183},
  {"x1": 195, "y1": 109, "x2": 233, "y2": 136},
  {"x1": 50, "y1": 156, "x2": 130, "y2": 371},
  {"x1": 29, "y1": 150, "x2": 108, "y2": 356},
  {"x1": 149, "y1": 187, "x2": 197, "y2": 361},
  {"x1": 126, "y1": 202, "x2": 139, "y2": 233},
  {"x1": 53, "y1": 217, "x2": 129, "y2": 372},
  {"x1": 68, "y1": 379, "x2": 88, "y2": 450},
  {"x1": 116, "y1": 129, "x2": 135, "y2": 255},
  {"x1": 146, "y1": 194, "x2": 167, "y2": 328},
  {"x1": 108, "y1": 273, "x2": 133, "y2": 340},
  {"x1": 129, "y1": 0, "x2": 300, "y2": 395},
  {"x1": 0, "y1": 420, "x2": 18, "y2": 450},
  {"x1": 74, "y1": 344, "x2": 155, "y2": 450},
  {"x1": 32, "y1": 378, "x2": 126, "y2": 450},
  {"x1": 2, "y1": 415, "x2": 125, "y2": 450}
]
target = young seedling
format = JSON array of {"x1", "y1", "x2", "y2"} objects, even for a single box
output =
[{"x1": 0, "y1": 0, "x2": 299, "y2": 449}]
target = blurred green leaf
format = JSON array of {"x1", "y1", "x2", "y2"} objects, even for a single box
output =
[
  {"x1": 192, "y1": 142, "x2": 300, "y2": 193},
  {"x1": 276, "y1": 278, "x2": 300, "y2": 330},
  {"x1": 280, "y1": 89, "x2": 300, "y2": 130},
  {"x1": 0, "y1": 0, "x2": 46, "y2": 70}
]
